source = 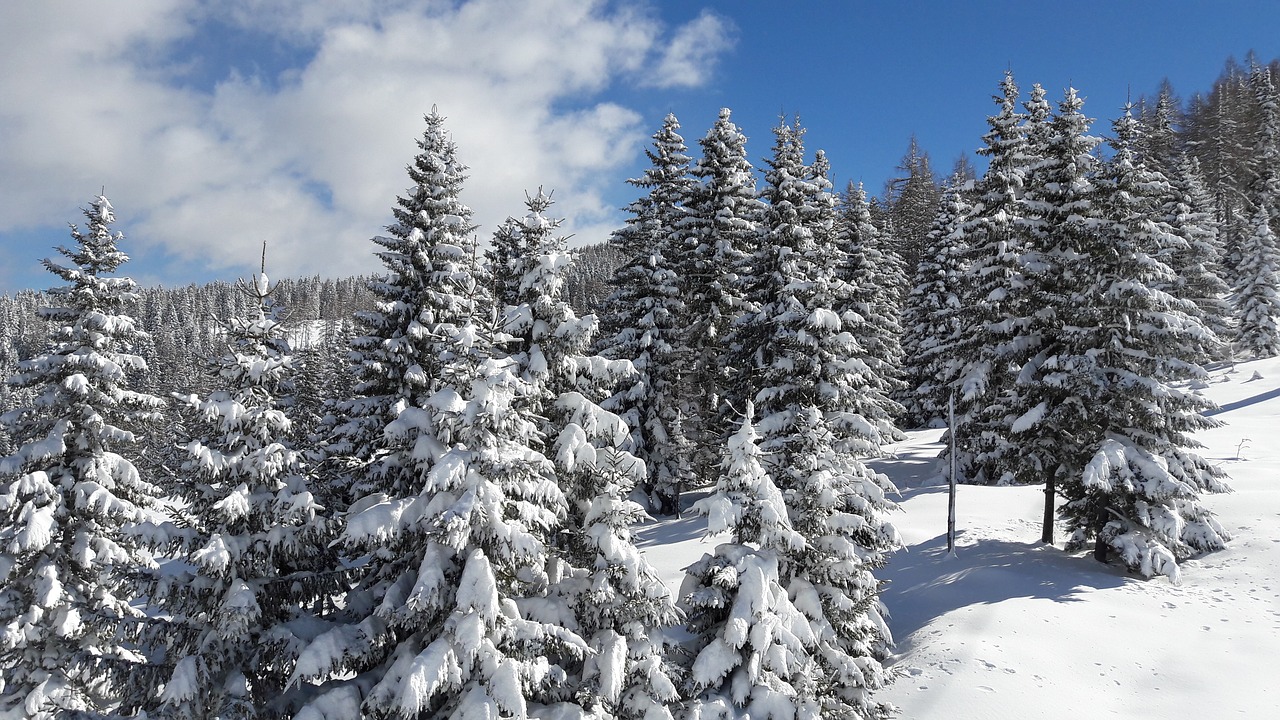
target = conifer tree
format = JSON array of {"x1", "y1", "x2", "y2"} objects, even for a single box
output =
[
  {"x1": 729, "y1": 117, "x2": 900, "y2": 718},
  {"x1": 138, "y1": 267, "x2": 338, "y2": 718},
  {"x1": 1007, "y1": 87, "x2": 1106, "y2": 542},
  {"x1": 321, "y1": 107, "x2": 488, "y2": 504},
  {"x1": 832, "y1": 182, "x2": 906, "y2": 435},
  {"x1": 1234, "y1": 202, "x2": 1280, "y2": 358},
  {"x1": 884, "y1": 135, "x2": 942, "y2": 277},
  {"x1": 899, "y1": 173, "x2": 973, "y2": 428},
  {"x1": 497, "y1": 189, "x2": 684, "y2": 719},
  {"x1": 596, "y1": 114, "x2": 692, "y2": 515},
  {"x1": 1049, "y1": 103, "x2": 1231, "y2": 579},
  {"x1": 949, "y1": 72, "x2": 1032, "y2": 484},
  {"x1": 1167, "y1": 154, "x2": 1233, "y2": 345},
  {"x1": 0, "y1": 196, "x2": 164, "y2": 716},
  {"x1": 678, "y1": 108, "x2": 762, "y2": 489},
  {"x1": 681, "y1": 404, "x2": 817, "y2": 716},
  {"x1": 294, "y1": 111, "x2": 590, "y2": 718}
]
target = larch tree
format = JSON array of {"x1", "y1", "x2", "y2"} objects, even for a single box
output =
[
  {"x1": 596, "y1": 113, "x2": 692, "y2": 515},
  {"x1": 0, "y1": 196, "x2": 164, "y2": 717},
  {"x1": 136, "y1": 266, "x2": 338, "y2": 718}
]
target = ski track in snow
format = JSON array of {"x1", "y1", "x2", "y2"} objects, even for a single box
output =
[{"x1": 640, "y1": 356, "x2": 1280, "y2": 718}]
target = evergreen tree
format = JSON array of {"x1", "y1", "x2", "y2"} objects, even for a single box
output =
[
  {"x1": 1234, "y1": 202, "x2": 1280, "y2": 358},
  {"x1": 730, "y1": 117, "x2": 900, "y2": 718},
  {"x1": 596, "y1": 114, "x2": 692, "y2": 515},
  {"x1": 833, "y1": 182, "x2": 907, "y2": 435},
  {"x1": 681, "y1": 404, "x2": 816, "y2": 716},
  {"x1": 899, "y1": 172, "x2": 973, "y2": 428},
  {"x1": 884, "y1": 135, "x2": 942, "y2": 279},
  {"x1": 1050, "y1": 103, "x2": 1231, "y2": 580},
  {"x1": 138, "y1": 269, "x2": 339, "y2": 718},
  {"x1": 498, "y1": 189, "x2": 685, "y2": 719},
  {"x1": 950, "y1": 72, "x2": 1033, "y2": 485},
  {"x1": 294, "y1": 111, "x2": 590, "y2": 718},
  {"x1": 321, "y1": 107, "x2": 487, "y2": 505},
  {"x1": 0, "y1": 196, "x2": 164, "y2": 716},
  {"x1": 1007, "y1": 87, "x2": 1107, "y2": 542},
  {"x1": 678, "y1": 108, "x2": 763, "y2": 489},
  {"x1": 1167, "y1": 154, "x2": 1233, "y2": 345}
]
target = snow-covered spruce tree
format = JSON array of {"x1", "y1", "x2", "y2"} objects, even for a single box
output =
[
  {"x1": 831, "y1": 181, "x2": 907, "y2": 437},
  {"x1": 680, "y1": 403, "x2": 818, "y2": 717},
  {"x1": 292, "y1": 110, "x2": 591, "y2": 718},
  {"x1": 596, "y1": 113, "x2": 692, "y2": 515},
  {"x1": 731, "y1": 117, "x2": 901, "y2": 718},
  {"x1": 1250, "y1": 63, "x2": 1280, "y2": 229},
  {"x1": 1234, "y1": 202, "x2": 1280, "y2": 358},
  {"x1": 898, "y1": 172, "x2": 973, "y2": 428},
  {"x1": 883, "y1": 135, "x2": 942, "y2": 281},
  {"x1": 677, "y1": 107, "x2": 763, "y2": 490},
  {"x1": 136, "y1": 270, "x2": 339, "y2": 718},
  {"x1": 1005, "y1": 86, "x2": 1106, "y2": 542},
  {"x1": 320, "y1": 107, "x2": 490, "y2": 506},
  {"x1": 497, "y1": 189, "x2": 685, "y2": 719},
  {"x1": 948, "y1": 72, "x2": 1032, "y2": 485},
  {"x1": 1167, "y1": 154, "x2": 1233, "y2": 346},
  {"x1": 0, "y1": 196, "x2": 164, "y2": 717},
  {"x1": 1047, "y1": 104, "x2": 1231, "y2": 580}
]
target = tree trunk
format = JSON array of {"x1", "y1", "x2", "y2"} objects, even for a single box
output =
[
  {"x1": 1041, "y1": 475, "x2": 1055, "y2": 544},
  {"x1": 1093, "y1": 532, "x2": 1109, "y2": 563}
]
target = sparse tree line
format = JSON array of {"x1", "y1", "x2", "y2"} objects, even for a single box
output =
[{"x1": 0, "y1": 52, "x2": 1276, "y2": 718}]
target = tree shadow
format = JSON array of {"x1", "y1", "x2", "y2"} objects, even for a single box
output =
[
  {"x1": 879, "y1": 530, "x2": 1131, "y2": 648},
  {"x1": 1205, "y1": 386, "x2": 1280, "y2": 416}
]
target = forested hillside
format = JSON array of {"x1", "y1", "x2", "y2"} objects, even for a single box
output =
[{"x1": 1, "y1": 54, "x2": 1278, "y2": 718}]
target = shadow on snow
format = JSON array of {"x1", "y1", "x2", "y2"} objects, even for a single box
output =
[{"x1": 879, "y1": 530, "x2": 1130, "y2": 651}]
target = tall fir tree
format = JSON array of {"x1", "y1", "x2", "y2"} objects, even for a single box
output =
[
  {"x1": 1048, "y1": 103, "x2": 1231, "y2": 579},
  {"x1": 730, "y1": 117, "x2": 900, "y2": 718},
  {"x1": 884, "y1": 135, "x2": 942, "y2": 280},
  {"x1": 294, "y1": 111, "x2": 591, "y2": 718},
  {"x1": 596, "y1": 114, "x2": 692, "y2": 515},
  {"x1": 899, "y1": 172, "x2": 974, "y2": 428},
  {"x1": 497, "y1": 189, "x2": 684, "y2": 719},
  {"x1": 321, "y1": 107, "x2": 488, "y2": 505},
  {"x1": 1234, "y1": 202, "x2": 1280, "y2": 358},
  {"x1": 137, "y1": 268, "x2": 339, "y2": 718},
  {"x1": 832, "y1": 181, "x2": 907, "y2": 436},
  {"x1": 1166, "y1": 154, "x2": 1234, "y2": 345},
  {"x1": 0, "y1": 196, "x2": 164, "y2": 716},
  {"x1": 678, "y1": 108, "x2": 763, "y2": 490},
  {"x1": 1007, "y1": 87, "x2": 1107, "y2": 542},
  {"x1": 950, "y1": 72, "x2": 1033, "y2": 485}
]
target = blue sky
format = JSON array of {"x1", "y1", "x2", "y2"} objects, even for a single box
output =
[{"x1": 2, "y1": 0, "x2": 1278, "y2": 294}]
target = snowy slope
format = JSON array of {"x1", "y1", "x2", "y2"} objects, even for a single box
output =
[{"x1": 638, "y1": 357, "x2": 1280, "y2": 718}]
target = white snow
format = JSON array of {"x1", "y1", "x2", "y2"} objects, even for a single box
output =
[{"x1": 636, "y1": 355, "x2": 1280, "y2": 718}]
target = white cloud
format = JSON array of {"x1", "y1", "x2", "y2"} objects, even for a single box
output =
[
  {"x1": 647, "y1": 9, "x2": 735, "y2": 88},
  {"x1": 0, "y1": 0, "x2": 733, "y2": 289}
]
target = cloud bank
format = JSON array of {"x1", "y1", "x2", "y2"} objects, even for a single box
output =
[{"x1": 0, "y1": 0, "x2": 732, "y2": 289}]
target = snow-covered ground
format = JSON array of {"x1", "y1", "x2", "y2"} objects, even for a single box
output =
[{"x1": 638, "y1": 356, "x2": 1280, "y2": 718}]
